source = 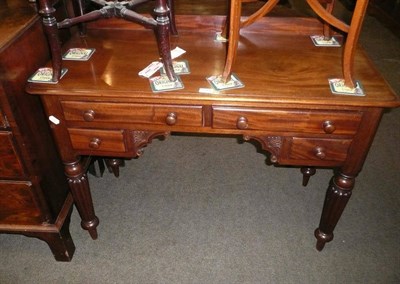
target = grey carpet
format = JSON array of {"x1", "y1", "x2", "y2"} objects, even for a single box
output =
[{"x1": 1, "y1": 14, "x2": 399, "y2": 284}]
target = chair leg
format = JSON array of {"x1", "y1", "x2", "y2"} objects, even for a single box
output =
[
  {"x1": 154, "y1": 0, "x2": 177, "y2": 81},
  {"x1": 75, "y1": 0, "x2": 87, "y2": 36},
  {"x1": 167, "y1": 0, "x2": 178, "y2": 36},
  {"x1": 221, "y1": 0, "x2": 279, "y2": 82},
  {"x1": 307, "y1": 0, "x2": 369, "y2": 88},
  {"x1": 342, "y1": 0, "x2": 369, "y2": 88},
  {"x1": 240, "y1": 0, "x2": 279, "y2": 28},
  {"x1": 222, "y1": 0, "x2": 242, "y2": 82},
  {"x1": 38, "y1": 0, "x2": 62, "y2": 82},
  {"x1": 323, "y1": 0, "x2": 335, "y2": 40}
]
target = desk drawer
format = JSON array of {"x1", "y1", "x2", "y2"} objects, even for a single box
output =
[
  {"x1": 68, "y1": 128, "x2": 126, "y2": 153},
  {"x1": 61, "y1": 101, "x2": 203, "y2": 127},
  {"x1": 288, "y1": 137, "x2": 351, "y2": 162},
  {"x1": 0, "y1": 132, "x2": 24, "y2": 178},
  {"x1": 212, "y1": 107, "x2": 361, "y2": 135}
]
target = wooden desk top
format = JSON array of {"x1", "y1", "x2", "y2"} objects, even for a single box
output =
[{"x1": 26, "y1": 15, "x2": 400, "y2": 109}]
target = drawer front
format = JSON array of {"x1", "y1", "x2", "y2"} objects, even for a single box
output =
[
  {"x1": 212, "y1": 107, "x2": 362, "y2": 135},
  {"x1": 68, "y1": 128, "x2": 127, "y2": 153},
  {"x1": 0, "y1": 181, "x2": 42, "y2": 225},
  {"x1": 0, "y1": 132, "x2": 24, "y2": 178},
  {"x1": 61, "y1": 101, "x2": 203, "y2": 127},
  {"x1": 288, "y1": 137, "x2": 352, "y2": 162}
]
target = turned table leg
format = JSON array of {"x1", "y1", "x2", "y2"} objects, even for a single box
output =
[
  {"x1": 315, "y1": 172, "x2": 354, "y2": 250},
  {"x1": 301, "y1": 167, "x2": 316, "y2": 187},
  {"x1": 64, "y1": 159, "x2": 99, "y2": 240}
]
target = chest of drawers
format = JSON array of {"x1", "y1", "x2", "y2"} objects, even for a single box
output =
[{"x1": 0, "y1": 1, "x2": 74, "y2": 261}]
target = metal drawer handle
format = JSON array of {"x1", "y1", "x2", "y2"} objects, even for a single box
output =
[
  {"x1": 236, "y1": 116, "x2": 248, "y2": 130},
  {"x1": 166, "y1": 112, "x2": 177, "y2": 125},
  {"x1": 89, "y1": 137, "x2": 101, "y2": 149},
  {"x1": 83, "y1": 110, "x2": 96, "y2": 122}
]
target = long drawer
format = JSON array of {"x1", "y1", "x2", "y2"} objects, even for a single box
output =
[
  {"x1": 212, "y1": 107, "x2": 362, "y2": 135},
  {"x1": 61, "y1": 101, "x2": 203, "y2": 127}
]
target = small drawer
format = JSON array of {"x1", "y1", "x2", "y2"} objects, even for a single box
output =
[
  {"x1": 61, "y1": 101, "x2": 203, "y2": 127},
  {"x1": 0, "y1": 132, "x2": 24, "y2": 178},
  {"x1": 0, "y1": 181, "x2": 42, "y2": 225},
  {"x1": 68, "y1": 128, "x2": 127, "y2": 153},
  {"x1": 288, "y1": 137, "x2": 352, "y2": 162},
  {"x1": 212, "y1": 107, "x2": 362, "y2": 135}
]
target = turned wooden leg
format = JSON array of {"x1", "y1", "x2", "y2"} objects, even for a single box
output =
[
  {"x1": 64, "y1": 159, "x2": 99, "y2": 239},
  {"x1": 315, "y1": 173, "x2": 354, "y2": 251},
  {"x1": 154, "y1": 0, "x2": 176, "y2": 82},
  {"x1": 301, "y1": 167, "x2": 316, "y2": 187},
  {"x1": 38, "y1": 0, "x2": 62, "y2": 82},
  {"x1": 105, "y1": 158, "x2": 124, "y2": 178}
]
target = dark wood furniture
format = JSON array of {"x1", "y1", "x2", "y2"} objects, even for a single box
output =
[
  {"x1": 38, "y1": 0, "x2": 177, "y2": 82},
  {"x1": 222, "y1": 0, "x2": 369, "y2": 89},
  {"x1": 0, "y1": 1, "x2": 75, "y2": 261},
  {"x1": 26, "y1": 15, "x2": 399, "y2": 252}
]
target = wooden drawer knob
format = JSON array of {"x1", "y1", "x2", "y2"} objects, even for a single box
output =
[
  {"x1": 165, "y1": 112, "x2": 177, "y2": 125},
  {"x1": 314, "y1": 146, "x2": 326, "y2": 160},
  {"x1": 236, "y1": 116, "x2": 249, "y2": 130},
  {"x1": 89, "y1": 137, "x2": 101, "y2": 149},
  {"x1": 83, "y1": 110, "x2": 95, "y2": 122},
  {"x1": 322, "y1": 120, "x2": 336, "y2": 134}
]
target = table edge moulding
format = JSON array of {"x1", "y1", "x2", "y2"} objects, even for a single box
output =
[{"x1": 26, "y1": 11, "x2": 399, "y2": 257}]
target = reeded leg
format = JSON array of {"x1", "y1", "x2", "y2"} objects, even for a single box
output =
[
  {"x1": 154, "y1": 0, "x2": 176, "y2": 81},
  {"x1": 65, "y1": 159, "x2": 99, "y2": 240},
  {"x1": 315, "y1": 173, "x2": 354, "y2": 251}
]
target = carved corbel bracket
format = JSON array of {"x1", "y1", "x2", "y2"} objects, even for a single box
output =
[
  {"x1": 243, "y1": 135, "x2": 283, "y2": 164},
  {"x1": 131, "y1": 130, "x2": 170, "y2": 157}
]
